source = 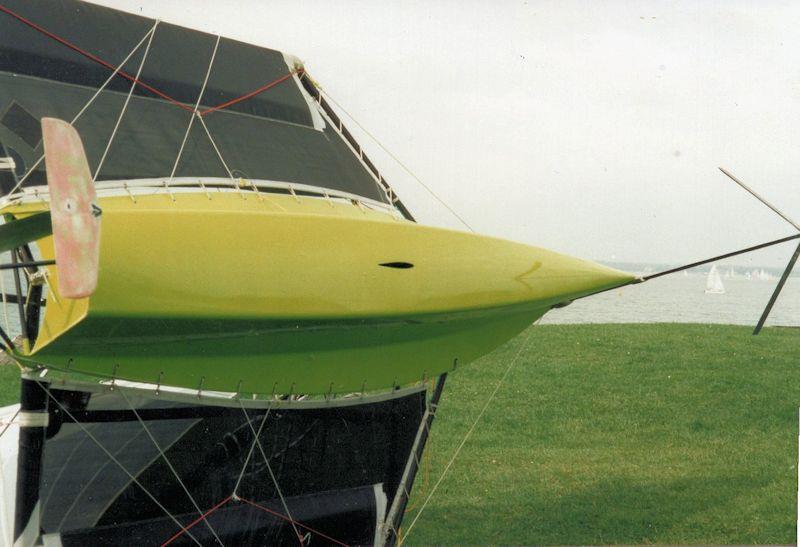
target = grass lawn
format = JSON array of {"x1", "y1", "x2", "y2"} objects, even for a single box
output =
[
  {"x1": 402, "y1": 323, "x2": 800, "y2": 545},
  {"x1": 0, "y1": 324, "x2": 797, "y2": 544},
  {"x1": 0, "y1": 362, "x2": 17, "y2": 407}
]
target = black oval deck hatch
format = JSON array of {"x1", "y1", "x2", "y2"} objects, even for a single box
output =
[{"x1": 379, "y1": 262, "x2": 414, "y2": 269}]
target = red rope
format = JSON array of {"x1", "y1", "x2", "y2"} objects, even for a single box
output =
[
  {"x1": 160, "y1": 494, "x2": 232, "y2": 547},
  {"x1": 237, "y1": 496, "x2": 351, "y2": 547},
  {"x1": 0, "y1": 4, "x2": 194, "y2": 113},
  {"x1": 157, "y1": 494, "x2": 352, "y2": 546},
  {"x1": 1, "y1": 4, "x2": 304, "y2": 118},
  {"x1": 199, "y1": 69, "x2": 302, "y2": 116}
]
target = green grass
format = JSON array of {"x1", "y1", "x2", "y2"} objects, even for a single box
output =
[
  {"x1": 0, "y1": 361, "x2": 18, "y2": 406},
  {"x1": 403, "y1": 324, "x2": 800, "y2": 545},
  {"x1": 1, "y1": 324, "x2": 797, "y2": 544}
]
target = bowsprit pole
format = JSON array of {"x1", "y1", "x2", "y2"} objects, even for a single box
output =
[
  {"x1": 718, "y1": 167, "x2": 800, "y2": 334},
  {"x1": 565, "y1": 232, "x2": 800, "y2": 306}
]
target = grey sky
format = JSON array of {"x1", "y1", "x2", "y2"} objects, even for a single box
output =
[{"x1": 94, "y1": 0, "x2": 800, "y2": 267}]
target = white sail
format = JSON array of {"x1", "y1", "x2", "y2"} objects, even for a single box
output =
[{"x1": 705, "y1": 265, "x2": 725, "y2": 294}]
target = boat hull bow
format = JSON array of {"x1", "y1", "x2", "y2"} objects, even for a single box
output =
[{"x1": 4, "y1": 188, "x2": 633, "y2": 394}]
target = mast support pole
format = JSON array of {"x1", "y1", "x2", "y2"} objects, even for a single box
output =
[
  {"x1": 13, "y1": 378, "x2": 48, "y2": 547},
  {"x1": 382, "y1": 373, "x2": 447, "y2": 546},
  {"x1": 753, "y1": 240, "x2": 800, "y2": 334}
]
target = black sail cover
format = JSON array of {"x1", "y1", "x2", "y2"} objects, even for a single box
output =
[
  {"x1": 0, "y1": 0, "x2": 389, "y2": 202},
  {"x1": 30, "y1": 386, "x2": 426, "y2": 546}
]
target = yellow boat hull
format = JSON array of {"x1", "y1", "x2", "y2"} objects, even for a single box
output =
[{"x1": 3, "y1": 190, "x2": 633, "y2": 395}]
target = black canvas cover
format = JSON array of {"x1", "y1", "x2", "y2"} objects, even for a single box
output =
[
  {"x1": 0, "y1": 0, "x2": 389, "y2": 202},
  {"x1": 34, "y1": 386, "x2": 426, "y2": 545}
]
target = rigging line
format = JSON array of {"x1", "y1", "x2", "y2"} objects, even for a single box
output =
[
  {"x1": 567, "y1": 232, "x2": 800, "y2": 304},
  {"x1": 118, "y1": 389, "x2": 225, "y2": 547},
  {"x1": 232, "y1": 405, "x2": 271, "y2": 497},
  {"x1": 0, "y1": 408, "x2": 19, "y2": 440},
  {"x1": 400, "y1": 327, "x2": 534, "y2": 544},
  {"x1": 237, "y1": 497, "x2": 350, "y2": 547},
  {"x1": 41, "y1": 432, "x2": 88, "y2": 514},
  {"x1": 200, "y1": 69, "x2": 301, "y2": 116},
  {"x1": 38, "y1": 270, "x2": 58, "y2": 309},
  {"x1": 33, "y1": 381, "x2": 203, "y2": 546},
  {"x1": 161, "y1": 495, "x2": 233, "y2": 547},
  {"x1": 318, "y1": 87, "x2": 475, "y2": 233},
  {"x1": 310, "y1": 92, "x2": 399, "y2": 212},
  {"x1": 8, "y1": 20, "x2": 160, "y2": 195},
  {"x1": 169, "y1": 34, "x2": 222, "y2": 183},
  {"x1": 93, "y1": 20, "x2": 160, "y2": 182},
  {"x1": 185, "y1": 34, "x2": 221, "y2": 197},
  {"x1": 3, "y1": 2, "x2": 311, "y2": 120},
  {"x1": 196, "y1": 113, "x2": 236, "y2": 183},
  {"x1": 56, "y1": 428, "x2": 148, "y2": 531},
  {"x1": 642, "y1": 232, "x2": 800, "y2": 282},
  {"x1": 237, "y1": 402, "x2": 305, "y2": 545},
  {"x1": 718, "y1": 167, "x2": 800, "y2": 232},
  {"x1": 0, "y1": 4, "x2": 192, "y2": 113}
]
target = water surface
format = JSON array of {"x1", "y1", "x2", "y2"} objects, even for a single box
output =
[{"x1": 542, "y1": 272, "x2": 800, "y2": 326}]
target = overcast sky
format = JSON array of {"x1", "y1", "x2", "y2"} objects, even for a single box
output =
[{"x1": 93, "y1": 0, "x2": 800, "y2": 267}]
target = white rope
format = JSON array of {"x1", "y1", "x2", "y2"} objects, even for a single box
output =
[
  {"x1": 318, "y1": 87, "x2": 475, "y2": 232},
  {"x1": 309, "y1": 89, "x2": 392, "y2": 209},
  {"x1": 42, "y1": 433, "x2": 87, "y2": 518},
  {"x1": 118, "y1": 389, "x2": 225, "y2": 546},
  {"x1": 163, "y1": 180, "x2": 176, "y2": 202},
  {"x1": 0, "y1": 408, "x2": 18, "y2": 440},
  {"x1": 39, "y1": 269, "x2": 58, "y2": 308},
  {"x1": 35, "y1": 381, "x2": 203, "y2": 546},
  {"x1": 196, "y1": 113, "x2": 236, "y2": 183},
  {"x1": 8, "y1": 21, "x2": 160, "y2": 195},
  {"x1": 56, "y1": 429, "x2": 146, "y2": 531},
  {"x1": 93, "y1": 21, "x2": 159, "y2": 182},
  {"x1": 232, "y1": 405, "x2": 271, "y2": 496},
  {"x1": 237, "y1": 403, "x2": 304, "y2": 545},
  {"x1": 168, "y1": 34, "x2": 221, "y2": 188},
  {"x1": 248, "y1": 419, "x2": 304, "y2": 544},
  {"x1": 400, "y1": 327, "x2": 534, "y2": 544}
]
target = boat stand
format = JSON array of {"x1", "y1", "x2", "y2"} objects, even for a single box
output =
[
  {"x1": 381, "y1": 373, "x2": 447, "y2": 546},
  {"x1": 13, "y1": 378, "x2": 47, "y2": 547}
]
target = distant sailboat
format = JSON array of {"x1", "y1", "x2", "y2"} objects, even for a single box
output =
[{"x1": 705, "y1": 265, "x2": 726, "y2": 294}]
